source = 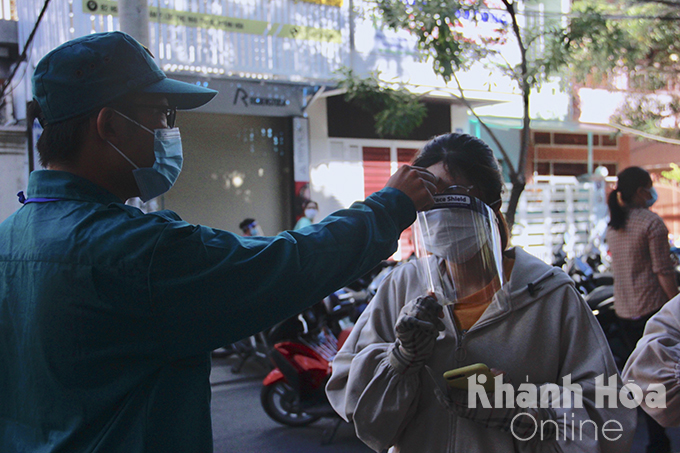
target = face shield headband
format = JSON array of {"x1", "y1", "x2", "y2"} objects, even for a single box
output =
[{"x1": 412, "y1": 193, "x2": 505, "y2": 306}]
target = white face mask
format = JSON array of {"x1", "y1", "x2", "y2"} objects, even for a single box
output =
[
  {"x1": 304, "y1": 208, "x2": 317, "y2": 220},
  {"x1": 421, "y1": 208, "x2": 486, "y2": 264}
]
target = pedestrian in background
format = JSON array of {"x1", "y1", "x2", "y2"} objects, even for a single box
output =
[
  {"x1": 294, "y1": 182, "x2": 311, "y2": 222},
  {"x1": 0, "y1": 31, "x2": 437, "y2": 453},
  {"x1": 606, "y1": 166, "x2": 678, "y2": 453},
  {"x1": 239, "y1": 217, "x2": 264, "y2": 236},
  {"x1": 294, "y1": 200, "x2": 318, "y2": 230}
]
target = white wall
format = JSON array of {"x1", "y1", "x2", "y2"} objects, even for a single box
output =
[
  {"x1": 306, "y1": 97, "x2": 430, "y2": 220},
  {"x1": 451, "y1": 105, "x2": 470, "y2": 134},
  {"x1": 0, "y1": 127, "x2": 28, "y2": 223},
  {"x1": 307, "y1": 97, "x2": 365, "y2": 219}
]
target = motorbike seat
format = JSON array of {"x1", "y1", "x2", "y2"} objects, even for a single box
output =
[{"x1": 585, "y1": 285, "x2": 614, "y2": 309}]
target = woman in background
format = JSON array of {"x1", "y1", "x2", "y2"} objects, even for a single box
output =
[
  {"x1": 606, "y1": 166, "x2": 677, "y2": 453},
  {"x1": 294, "y1": 200, "x2": 319, "y2": 230}
]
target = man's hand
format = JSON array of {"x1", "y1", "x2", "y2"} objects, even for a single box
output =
[{"x1": 385, "y1": 165, "x2": 437, "y2": 211}]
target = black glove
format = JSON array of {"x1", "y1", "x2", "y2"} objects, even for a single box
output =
[{"x1": 389, "y1": 295, "x2": 445, "y2": 375}]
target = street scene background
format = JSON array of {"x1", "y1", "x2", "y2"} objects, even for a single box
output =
[{"x1": 210, "y1": 354, "x2": 680, "y2": 453}]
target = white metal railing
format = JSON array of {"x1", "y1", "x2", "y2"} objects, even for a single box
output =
[{"x1": 505, "y1": 178, "x2": 608, "y2": 264}]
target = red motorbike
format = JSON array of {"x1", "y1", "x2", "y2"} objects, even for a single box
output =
[
  {"x1": 260, "y1": 262, "x2": 397, "y2": 439},
  {"x1": 260, "y1": 326, "x2": 345, "y2": 427},
  {"x1": 259, "y1": 287, "x2": 366, "y2": 445}
]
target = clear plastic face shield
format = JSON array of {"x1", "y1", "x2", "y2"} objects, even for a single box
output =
[{"x1": 412, "y1": 187, "x2": 505, "y2": 306}]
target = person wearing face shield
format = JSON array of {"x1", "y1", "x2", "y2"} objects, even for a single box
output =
[
  {"x1": 0, "y1": 32, "x2": 439, "y2": 453},
  {"x1": 239, "y1": 218, "x2": 265, "y2": 237},
  {"x1": 606, "y1": 167, "x2": 678, "y2": 453},
  {"x1": 326, "y1": 133, "x2": 636, "y2": 453}
]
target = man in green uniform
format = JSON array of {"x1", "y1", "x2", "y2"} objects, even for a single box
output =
[{"x1": 0, "y1": 31, "x2": 436, "y2": 452}]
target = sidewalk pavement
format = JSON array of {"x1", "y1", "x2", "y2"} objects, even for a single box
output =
[{"x1": 210, "y1": 349, "x2": 272, "y2": 387}]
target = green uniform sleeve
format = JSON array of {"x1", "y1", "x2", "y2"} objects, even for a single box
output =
[{"x1": 147, "y1": 187, "x2": 415, "y2": 356}]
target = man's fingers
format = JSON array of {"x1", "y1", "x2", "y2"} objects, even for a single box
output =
[
  {"x1": 409, "y1": 167, "x2": 437, "y2": 211},
  {"x1": 420, "y1": 180, "x2": 437, "y2": 210},
  {"x1": 384, "y1": 165, "x2": 437, "y2": 211},
  {"x1": 410, "y1": 166, "x2": 438, "y2": 184}
]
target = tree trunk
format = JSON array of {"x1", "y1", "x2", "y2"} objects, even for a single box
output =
[
  {"x1": 505, "y1": 176, "x2": 525, "y2": 231},
  {"x1": 501, "y1": 0, "x2": 531, "y2": 233}
]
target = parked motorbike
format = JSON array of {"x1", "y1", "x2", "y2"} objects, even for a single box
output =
[
  {"x1": 670, "y1": 246, "x2": 680, "y2": 286},
  {"x1": 259, "y1": 302, "x2": 351, "y2": 443},
  {"x1": 259, "y1": 261, "x2": 396, "y2": 442},
  {"x1": 218, "y1": 260, "x2": 397, "y2": 372},
  {"x1": 552, "y1": 237, "x2": 628, "y2": 367},
  {"x1": 584, "y1": 288, "x2": 629, "y2": 369},
  {"x1": 220, "y1": 330, "x2": 273, "y2": 373},
  {"x1": 551, "y1": 239, "x2": 567, "y2": 269},
  {"x1": 552, "y1": 236, "x2": 613, "y2": 296}
]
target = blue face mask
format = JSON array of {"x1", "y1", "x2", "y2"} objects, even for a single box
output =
[
  {"x1": 249, "y1": 225, "x2": 263, "y2": 236},
  {"x1": 108, "y1": 111, "x2": 183, "y2": 202},
  {"x1": 646, "y1": 187, "x2": 658, "y2": 208}
]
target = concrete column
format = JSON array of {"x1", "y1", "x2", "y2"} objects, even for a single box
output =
[{"x1": 119, "y1": 0, "x2": 149, "y2": 46}]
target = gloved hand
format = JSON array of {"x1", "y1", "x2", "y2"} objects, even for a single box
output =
[{"x1": 389, "y1": 295, "x2": 445, "y2": 375}]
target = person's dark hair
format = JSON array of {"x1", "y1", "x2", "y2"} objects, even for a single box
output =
[
  {"x1": 303, "y1": 200, "x2": 318, "y2": 210},
  {"x1": 28, "y1": 100, "x2": 93, "y2": 167},
  {"x1": 412, "y1": 133, "x2": 510, "y2": 250},
  {"x1": 608, "y1": 166, "x2": 652, "y2": 230},
  {"x1": 239, "y1": 218, "x2": 256, "y2": 232}
]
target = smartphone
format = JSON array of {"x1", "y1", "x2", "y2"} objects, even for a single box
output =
[{"x1": 443, "y1": 363, "x2": 497, "y2": 392}]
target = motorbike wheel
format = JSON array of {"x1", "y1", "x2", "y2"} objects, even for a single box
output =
[{"x1": 260, "y1": 382, "x2": 321, "y2": 427}]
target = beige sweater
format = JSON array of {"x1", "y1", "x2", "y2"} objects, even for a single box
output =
[{"x1": 623, "y1": 294, "x2": 680, "y2": 427}]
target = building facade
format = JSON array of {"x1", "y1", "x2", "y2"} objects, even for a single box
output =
[{"x1": 13, "y1": 0, "x2": 679, "y2": 257}]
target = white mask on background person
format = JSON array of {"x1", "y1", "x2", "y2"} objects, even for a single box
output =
[
  {"x1": 107, "y1": 110, "x2": 183, "y2": 202},
  {"x1": 304, "y1": 208, "x2": 317, "y2": 220}
]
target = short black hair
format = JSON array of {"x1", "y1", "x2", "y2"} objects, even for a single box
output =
[{"x1": 28, "y1": 100, "x2": 93, "y2": 167}]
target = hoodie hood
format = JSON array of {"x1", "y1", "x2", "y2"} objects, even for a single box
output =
[
  {"x1": 478, "y1": 247, "x2": 576, "y2": 325},
  {"x1": 506, "y1": 247, "x2": 574, "y2": 299}
]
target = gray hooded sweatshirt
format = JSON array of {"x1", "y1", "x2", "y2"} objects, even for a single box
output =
[{"x1": 327, "y1": 247, "x2": 637, "y2": 453}]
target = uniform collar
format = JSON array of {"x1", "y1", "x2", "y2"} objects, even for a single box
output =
[{"x1": 26, "y1": 170, "x2": 122, "y2": 205}]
